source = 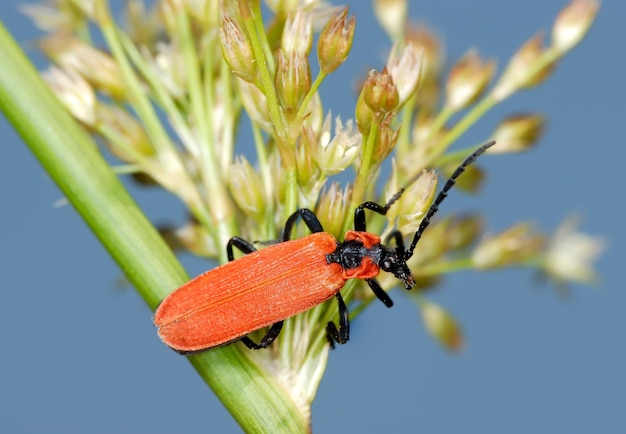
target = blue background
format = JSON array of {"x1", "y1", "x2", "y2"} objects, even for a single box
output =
[{"x1": 1, "y1": 1, "x2": 623, "y2": 433}]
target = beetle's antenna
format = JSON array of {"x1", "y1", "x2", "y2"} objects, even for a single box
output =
[{"x1": 404, "y1": 140, "x2": 496, "y2": 260}]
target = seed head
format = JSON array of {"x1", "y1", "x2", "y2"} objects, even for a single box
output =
[
  {"x1": 386, "y1": 43, "x2": 423, "y2": 107},
  {"x1": 220, "y1": 15, "x2": 258, "y2": 83},
  {"x1": 275, "y1": 50, "x2": 311, "y2": 115},
  {"x1": 490, "y1": 114, "x2": 545, "y2": 153},
  {"x1": 362, "y1": 68, "x2": 399, "y2": 114},
  {"x1": 472, "y1": 223, "x2": 545, "y2": 269},
  {"x1": 374, "y1": 0, "x2": 407, "y2": 40},
  {"x1": 317, "y1": 7, "x2": 355, "y2": 74},
  {"x1": 445, "y1": 49, "x2": 495, "y2": 111},
  {"x1": 492, "y1": 33, "x2": 556, "y2": 101},
  {"x1": 552, "y1": 0, "x2": 600, "y2": 54}
]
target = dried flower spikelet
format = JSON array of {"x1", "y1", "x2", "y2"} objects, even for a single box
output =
[
  {"x1": 491, "y1": 33, "x2": 556, "y2": 102},
  {"x1": 172, "y1": 219, "x2": 218, "y2": 257},
  {"x1": 446, "y1": 215, "x2": 483, "y2": 250},
  {"x1": 472, "y1": 223, "x2": 545, "y2": 269},
  {"x1": 445, "y1": 49, "x2": 496, "y2": 111},
  {"x1": 296, "y1": 141, "x2": 321, "y2": 193},
  {"x1": 229, "y1": 156, "x2": 266, "y2": 220},
  {"x1": 317, "y1": 7, "x2": 355, "y2": 74},
  {"x1": 490, "y1": 114, "x2": 545, "y2": 153},
  {"x1": 401, "y1": 112, "x2": 443, "y2": 169},
  {"x1": 42, "y1": 66, "x2": 97, "y2": 126},
  {"x1": 355, "y1": 88, "x2": 374, "y2": 136},
  {"x1": 145, "y1": 41, "x2": 189, "y2": 99},
  {"x1": 40, "y1": 35, "x2": 126, "y2": 99},
  {"x1": 372, "y1": 117, "x2": 400, "y2": 166},
  {"x1": 393, "y1": 169, "x2": 438, "y2": 236},
  {"x1": 275, "y1": 50, "x2": 311, "y2": 114},
  {"x1": 301, "y1": 92, "x2": 324, "y2": 133},
  {"x1": 158, "y1": 0, "x2": 184, "y2": 34},
  {"x1": 239, "y1": 80, "x2": 272, "y2": 131},
  {"x1": 307, "y1": 115, "x2": 361, "y2": 175},
  {"x1": 363, "y1": 68, "x2": 399, "y2": 114},
  {"x1": 125, "y1": 0, "x2": 163, "y2": 47},
  {"x1": 405, "y1": 24, "x2": 443, "y2": 81},
  {"x1": 264, "y1": 0, "x2": 305, "y2": 14},
  {"x1": 316, "y1": 182, "x2": 352, "y2": 237},
  {"x1": 552, "y1": 0, "x2": 599, "y2": 54},
  {"x1": 420, "y1": 299, "x2": 464, "y2": 351},
  {"x1": 544, "y1": 216, "x2": 605, "y2": 284},
  {"x1": 20, "y1": 3, "x2": 77, "y2": 33},
  {"x1": 185, "y1": 0, "x2": 220, "y2": 29},
  {"x1": 374, "y1": 0, "x2": 407, "y2": 40},
  {"x1": 282, "y1": 9, "x2": 313, "y2": 55},
  {"x1": 220, "y1": 15, "x2": 258, "y2": 83},
  {"x1": 386, "y1": 43, "x2": 423, "y2": 107},
  {"x1": 95, "y1": 104, "x2": 154, "y2": 161}
]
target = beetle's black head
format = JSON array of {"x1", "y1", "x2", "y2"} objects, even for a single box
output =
[{"x1": 379, "y1": 245, "x2": 415, "y2": 289}]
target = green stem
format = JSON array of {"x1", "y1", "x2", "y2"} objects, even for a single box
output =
[
  {"x1": 343, "y1": 117, "x2": 381, "y2": 233},
  {"x1": 0, "y1": 20, "x2": 307, "y2": 434},
  {"x1": 296, "y1": 70, "x2": 326, "y2": 119}
]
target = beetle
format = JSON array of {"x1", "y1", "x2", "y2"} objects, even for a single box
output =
[{"x1": 154, "y1": 140, "x2": 496, "y2": 354}]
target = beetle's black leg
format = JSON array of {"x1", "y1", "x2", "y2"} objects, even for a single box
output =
[
  {"x1": 226, "y1": 237, "x2": 284, "y2": 349},
  {"x1": 240, "y1": 321, "x2": 284, "y2": 349},
  {"x1": 283, "y1": 208, "x2": 324, "y2": 241},
  {"x1": 226, "y1": 236, "x2": 257, "y2": 260},
  {"x1": 366, "y1": 278, "x2": 394, "y2": 307},
  {"x1": 353, "y1": 188, "x2": 405, "y2": 231},
  {"x1": 326, "y1": 293, "x2": 350, "y2": 348}
]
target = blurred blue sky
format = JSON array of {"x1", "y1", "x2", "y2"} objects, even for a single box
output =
[{"x1": 1, "y1": 1, "x2": 624, "y2": 433}]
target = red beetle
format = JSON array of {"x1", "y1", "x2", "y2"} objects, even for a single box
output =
[{"x1": 155, "y1": 141, "x2": 495, "y2": 353}]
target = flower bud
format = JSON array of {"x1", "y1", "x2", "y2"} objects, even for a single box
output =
[
  {"x1": 40, "y1": 34, "x2": 126, "y2": 99},
  {"x1": 405, "y1": 24, "x2": 443, "y2": 81},
  {"x1": 355, "y1": 89, "x2": 374, "y2": 136},
  {"x1": 172, "y1": 220, "x2": 217, "y2": 257},
  {"x1": 472, "y1": 223, "x2": 545, "y2": 269},
  {"x1": 490, "y1": 113, "x2": 545, "y2": 153},
  {"x1": 386, "y1": 43, "x2": 423, "y2": 107},
  {"x1": 552, "y1": 0, "x2": 599, "y2": 54},
  {"x1": 229, "y1": 156, "x2": 266, "y2": 220},
  {"x1": 275, "y1": 50, "x2": 311, "y2": 114},
  {"x1": 491, "y1": 33, "x2": 556, "y2": 101},
  {"x1": 239, "y1": 80, "x2": 272, "y2": 132},
  {"x1": 446, "y1": 215, "x2": 483, "y2": 250},
  {"x1": 296, "y1": 142, "x2": 321, "y2": 193},
  {"x1": 317, "y1": 7, "x2": 355, "y2": 74},
  {"x1": 372, "y1": 117, "x2": 399, "y2": 167},
  {"x1": 362, "y1": 68, "x2": 399, "y2": 114},
  {"x1": 96, "y1": 104, "x2": 154, "y2": 161},
  {"x1": 374, "y1": 0, "x2": 407, "y2": 40},
  {"x1": 42, "y1": 66, "x2": 96, "y2": 126},
  {"x1": 305, "y1": 114, "x2": 361, "y2": 175},
  {"x1": 544, "y1": 216, "x2": 605, "y2": 284},
  {"x1": 220, "y1": 15, "x2": 257, "y2": 83},
  {"x1": 386, "y1": 168, "x2": 438, "y2": 236},
  {"x1": 446, "y1": 49, "x2": 495, "y2": 111},
  {"x1": 420, "y1": 299, "x2": 464, "y2": 351},
  {"x1": 316, "y1": 183, "x2": 352, "y2": 237},
  {"x1": 282, "y1": 9, "x2": 313, "y2": 55}
]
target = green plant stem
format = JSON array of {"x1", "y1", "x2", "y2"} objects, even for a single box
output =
[{"x1": 0, "y1": 20, "x2": 307, "y2": 434}]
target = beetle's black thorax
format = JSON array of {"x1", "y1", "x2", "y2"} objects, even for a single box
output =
[{"x1": 326, "y1": 239, "x2": 383, "y2": 270}]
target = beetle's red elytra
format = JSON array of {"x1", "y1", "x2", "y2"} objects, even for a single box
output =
[{"x1": 154, "y1": 141, "x2": 496, "y2": 354}]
